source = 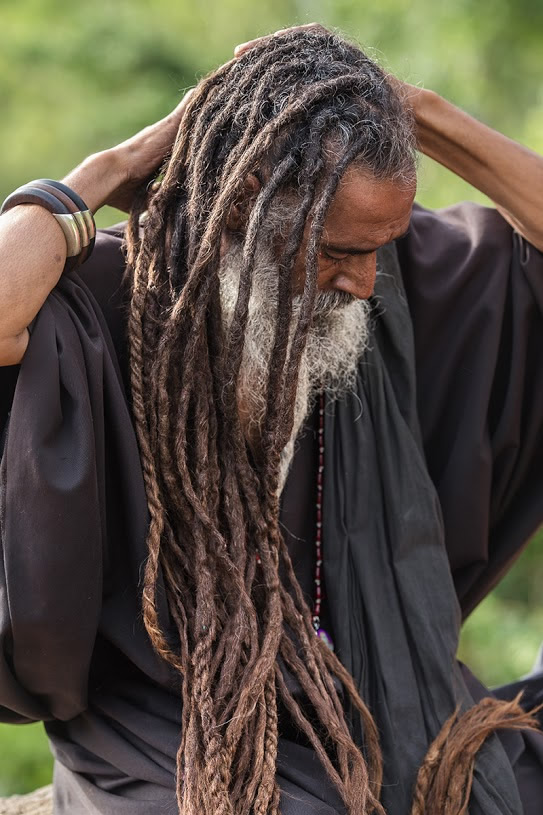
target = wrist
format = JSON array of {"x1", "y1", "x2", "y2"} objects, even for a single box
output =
[
  {"x1": 408, "y1": 88, "x2": 442, "y2": 151},
  {"x1": 62, "y1": 149, "x2": 125, "y2": 214},
  {"x1": 411, "y1": 90, "x2": 480, "y2": 157},
  {"x1": 409, "y1": 87, "x2": 440, "y2": 120}
]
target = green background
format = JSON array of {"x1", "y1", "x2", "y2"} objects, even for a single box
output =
[{"x1": 0, "y1": 0, "x2": 541, "y2": 795}]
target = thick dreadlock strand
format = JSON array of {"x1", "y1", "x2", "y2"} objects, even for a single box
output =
[
  {"x1": 410, "y1": 694, "x2": 543, "y2": 815},
  {"x1": 222, "y1": 153, "x2": 297, "y2": 413},
  {"x1": 125, "y1": 27, "x2": 418, "y2": 815},
  {"x1": 264, "y1": 140, "x2": 372, "y2": 501},
  {"x1": 255, "y1": 116, "x2": 335, "y2": 473}
]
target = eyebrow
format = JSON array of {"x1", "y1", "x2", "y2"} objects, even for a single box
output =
[
  {"x1": 322, "y1": 229, "x2": 410, "y2": 256},
  {"x1": 323, "y1": 244, "x2": 375, "y2": 256}
]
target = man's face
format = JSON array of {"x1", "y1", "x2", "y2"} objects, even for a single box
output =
[
  {"x1": 292, "y1": 165, "x2": 416, "y2": 300},
  {"x1": 219, "y1": 164, "x2": 416, "y2": 483}
]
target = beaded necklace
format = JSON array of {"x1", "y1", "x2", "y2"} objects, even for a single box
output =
[
  {"x1": 255, "y1": 392, "x2": 334, "y2": 650},
  {"x1": 313, "y1": 392, "x2": 334, "y2": 650}
]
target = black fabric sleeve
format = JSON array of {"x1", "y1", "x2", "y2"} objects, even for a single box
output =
[
  {"x1": 0, "y1": 226, "x2": 141, "y2": 723},
  {"x1": 0, "y1": 226, "x2": 129, "y2": 444},
  {"x1": 397, "y1": 202, "x2": 543, "y2": 616}
]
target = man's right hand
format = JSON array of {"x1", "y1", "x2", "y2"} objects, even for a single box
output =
[
  {"x1": 64, "y1": 88, "x2": 195, "y2": 215},
  {"x1": 101, "y1": 88, "x2": 194, "y2": 213}
]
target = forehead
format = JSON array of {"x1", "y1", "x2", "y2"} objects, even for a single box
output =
[{"x1": 322, "y1": 166, "x2": 416, "y2": 247}]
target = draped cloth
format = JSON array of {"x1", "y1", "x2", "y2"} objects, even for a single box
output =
[
  {"x1": 324, "y1": 240, "x2": 526, "y2": 814},
  {"x1": 1, "y1": 203, "x2": 543, "y2": 813}
]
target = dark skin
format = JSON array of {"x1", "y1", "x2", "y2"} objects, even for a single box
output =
[
  {"x1": 226, "y1": 167, "x2": 416, "y2": 301},
  {"x1": 294, "y1": 168, "x2": 415, "y2": 299}
]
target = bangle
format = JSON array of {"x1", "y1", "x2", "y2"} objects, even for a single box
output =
[
  {"x1": 39, "y1": 180, "x2": 97, "y2": 265},
  {"x1": 0, "y1": 180, "x2": 96, "y2": 273},
  {"x1": 37, "y1": 179, "x2": 96, "y2": 256},
  {"x1": 32, "y1": 181, "x2": 95, "y2": 265},
  {"x1": 36, "y1": 179, "x2": 89, "y2": 212}
]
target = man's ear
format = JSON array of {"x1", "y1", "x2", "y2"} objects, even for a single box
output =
[{"x1": 226, "y1": 173, "x2": 262, "y2": 231}]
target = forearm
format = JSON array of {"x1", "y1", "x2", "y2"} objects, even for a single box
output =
[
  {"x1": 412, "y1": 88, "x2": 543, "y2": 250},
  {"x1": 0, "y1": 90, "x2": 192, "y2": 366},
  {"x1": 0, "y1": 150, "x2": 123, "y2": 358}
]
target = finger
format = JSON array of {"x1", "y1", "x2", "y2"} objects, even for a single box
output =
[
  {"x1": 161, "y1": 88, "x2": 196, "y2": 133},
  {"x1": 234, "y1": 36, "x2": 269, "y2": 56},
  {"x1": 171, "y1": 87, "x2": 195, "y2": 119},
  {"x1": 234, "y1": 23, "x2": 322, "y2": 57}
]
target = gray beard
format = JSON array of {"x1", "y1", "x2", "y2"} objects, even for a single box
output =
[{"x1": 219, "y1": 241, "x2": 371, "y2": 492}]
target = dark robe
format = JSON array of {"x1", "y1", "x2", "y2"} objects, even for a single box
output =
[{"x1": 0, "y1": 202, "x2": 542, "y2": 814}]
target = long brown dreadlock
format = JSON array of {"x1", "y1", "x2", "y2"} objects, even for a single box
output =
[{"x1": 124, "y1": 26, "x2": 540, "y2": 815}]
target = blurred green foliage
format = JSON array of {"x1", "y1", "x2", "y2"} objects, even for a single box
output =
[
  {"x1": 458, "y1": 532, "x2": 543, "y2": 686},
  {"x1": 0, "y1": 0, "x2": 541, "y2": 795},
  {"x1": 0, "y1": 723, "x2": 52, "y2": 796}
]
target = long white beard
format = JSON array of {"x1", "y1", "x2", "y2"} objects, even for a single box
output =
[{"x1": 219, "y1": 241, "x2": 371, "y2": 491}]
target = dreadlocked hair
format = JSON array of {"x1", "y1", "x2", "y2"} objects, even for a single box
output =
[{"x1": 125, "y1": 27, "x2": 414, "y2": 815}]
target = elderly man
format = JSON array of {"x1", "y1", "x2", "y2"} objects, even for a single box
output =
[{"x1": 0, "y1": 25, "x2": 542, "y2": 815}]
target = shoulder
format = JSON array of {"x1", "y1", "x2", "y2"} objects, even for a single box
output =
[
  {"x1": 396, "y1": 201, "x2": 520, "y2": 348},
  {"x1": 399, "y1": 201, "x2": 513, "y2": 273}
]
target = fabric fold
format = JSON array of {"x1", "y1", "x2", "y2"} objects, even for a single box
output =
[{"x1": 324, "y1": 241, "x2": 525, "y2": 815}]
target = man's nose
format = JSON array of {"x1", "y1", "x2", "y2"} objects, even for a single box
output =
[{"x1": 330, "y1": 253, "x2": 377, "y2": 300}]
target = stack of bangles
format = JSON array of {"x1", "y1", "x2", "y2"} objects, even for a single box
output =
[{"x1": 0, "y1": 179, "x2": 96, "y2": 273}]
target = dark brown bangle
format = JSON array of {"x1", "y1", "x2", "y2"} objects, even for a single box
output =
[
  {"x1": 37, "y1": 179, "x2": 91, "y2": 214},
  {"x1": 0, "y1": 186, "x2": 71, "y2": 217},
  {"x1": 0, "y1": 180, "x2": 97, "y2": 273}
]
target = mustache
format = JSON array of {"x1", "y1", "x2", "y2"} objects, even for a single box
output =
[
  {"x1": 313, "y1": 289, "x2": 357, "y2": 317},
  {"x1": 291, "y1": 288, "x2": 357, "y2": 317}
]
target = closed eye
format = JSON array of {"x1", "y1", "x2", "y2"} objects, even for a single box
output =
[
  {"x1": 320, "y1": 247, "x2": 349, "y2": 262},
  {"x1": 321, "y1": 243, "x2": 377, "y2": 259}
]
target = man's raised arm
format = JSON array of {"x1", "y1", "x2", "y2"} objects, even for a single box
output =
[
  {"x1": 403, "y1": 82, "x2": 543, "y2": 250},
  {"x1": 235, "y1": 23, "x2": 543, "y2": 251},
  {"x1": 0, "y1": 92, "x2": 192, "y2": 366}
]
